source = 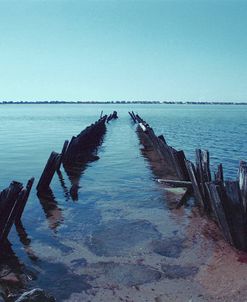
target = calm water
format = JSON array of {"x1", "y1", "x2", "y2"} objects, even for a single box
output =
[{"x1": 0, "y1": 104, "x2": 246, "y2": 300}]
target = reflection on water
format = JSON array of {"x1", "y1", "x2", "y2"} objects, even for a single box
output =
[
  {"x1": 37, "y1": 189, "x2": 63, "y2": 232},
  {"x1": 63, "y1": 126, "x2": 106, "y2": 201},
  {"x1": 56, "y1": 169, "x2": 70, "y2": 202},
  {"x1": 15, "y1": 222, "x2": 38, "y2": 262},
  {"x1": 0, "y1": 105, "x2": 246, "y2": 301},
  {"x1": 0, "y1": 241, "x2": 35, "y2": 298}
]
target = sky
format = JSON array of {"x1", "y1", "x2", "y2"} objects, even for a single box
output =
[{"x1": 0, "y1": 0, "x2": 246, "y2": 102}]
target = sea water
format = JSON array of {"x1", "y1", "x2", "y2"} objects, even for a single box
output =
[{"x1": 0, "y1": 104, "x2": 246, "y2": 300}]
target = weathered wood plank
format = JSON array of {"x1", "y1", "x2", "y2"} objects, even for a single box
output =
[
  {"x1": 195, "y1": 149, "x2": 211, "y2": 211},
  {"x1": 1, "y1": 189, "x2": 26, "y2": 242},
  {"x1": 58, "y1": 140, "x2": 69, "y2": 168},
  {"x1": 176, "y1": 186, "x2": 193, "y2": 208},
  {"x1": 0, "y1": 182, "x2": 23, "y2": 243},
  {"x1": 15, "y1": 177, "x2": 35, "y2": 223},
  {"x1": 224, "y1": 181, "x2": 247, "y2": 251},
  {"x1": 239, "y1": 161, "x2": 247, "y2": 213},
  {"x1": 185, "y1": 160, "x2": 205, "y2": 209},
  {"x1": 63, "y1": 116, "x2": 107, "y2": 163},
  {"x1": 128, "y1": 111, "x2": 136, "y2": 123},
  {"x1": 157, "y1": 179, "x2": 192, "y2": 188},
  {"x1": 36, "y1": 152, "x2": 60, "y2": 192},
  {"x1": 206, "y1": 182, "x2": 233, "y2": 245},
  {"x1": 214, "y1": 163, "x2": 224, "y2": 182}
]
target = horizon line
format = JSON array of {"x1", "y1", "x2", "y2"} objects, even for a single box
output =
[{"x1": 0, "y1": 100, "x2": 247, "y2": 105}]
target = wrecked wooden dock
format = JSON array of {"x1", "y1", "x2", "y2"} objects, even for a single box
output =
[
  {"x1": 0, "y1": 178, "x2": 34, "y2": 246},
  {"x1": 36, "y1": 111, "x2": 118, "y2": 211},
  {"x1": 36, "y1": 115, "x2": 108, "y2": 195},
  {"x1": 129, "y1": 112, "x2": 191, "y2": 209},
  {"x1": 129, "y1": 111, "x2": 247, "y2": 252}
]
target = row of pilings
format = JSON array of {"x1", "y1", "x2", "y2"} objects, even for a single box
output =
[
  {"x1": 1, "y1": 110, "x2": 246, "y2": 253},
  {"x1": 129, "y1": 111, "x2": 247, "y2": 252},
  {"x1": 0, "y1": 111, "x2": 118, "y2": 248},
  {"x1": 0, "y1": 178, "x2": 34, "y2": 246}
]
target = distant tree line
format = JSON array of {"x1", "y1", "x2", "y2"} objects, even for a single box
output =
[{"x1": 0, "y1": 100, "x2": 246, "y2": 105}]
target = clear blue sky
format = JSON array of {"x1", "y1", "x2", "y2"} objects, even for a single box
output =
[{"x1": 0, "y1": 0, "x2": 246, "y2": 102}]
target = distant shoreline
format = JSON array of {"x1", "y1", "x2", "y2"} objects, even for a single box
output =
[{"x1": 0, "y1": 101, "x2": 246, "y2": 105}]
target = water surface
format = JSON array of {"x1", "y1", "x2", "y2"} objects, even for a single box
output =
[{"x1": 0, "y1": 104, "x2": 246, "y2": 301}]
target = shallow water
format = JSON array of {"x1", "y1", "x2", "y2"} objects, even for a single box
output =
[{"x1": 0, "y1": 104, "x2": 246, "y2": 300}]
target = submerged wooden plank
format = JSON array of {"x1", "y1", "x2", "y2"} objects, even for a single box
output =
[
  {"x1": 163, "y1": 187, "x2": 188, "y2": 209},
  {"x1": 157, "y1": 179, "x2": 192, "y2": 188},
  {"x1": 176, "y1": 186, "x2": 193, "y2": 208}
]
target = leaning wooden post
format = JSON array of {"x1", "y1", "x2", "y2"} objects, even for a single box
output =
[
  {"x1": 206, "y1": 182, "x2": 233, "y2": 245},
  {"x1": 194, "y1": 149, "x2": 212, "y2": 212},
  {"x1": 36, "y1": 152, "x2": 60, "y2": 193},
  {"x1": 15, "y1": 177, "x2": 35, "y2": 223},
  {"x1": 224, "y1": 181, "x2": 247, "y2": 251},
  {"x1": 214, "y1": 163, "x2": 224, "y2": 182},
  {"x1": 195, "y1": 149, "x2": 211, "y2": 210},
  {"x1": 0, "y1": 182, "x2": 23, "y2": 243},
  {"x1": 58, "y1": 140, "x2": 69, "y2": 169},
  {"x1": 128, "y1": 112, "x2": 136, "y2": 123},
  {"x1": 1, "y1": 189, "x2": 26, "y2": 242},
  {"x1": 238, "y1": 161, "x2": 247, "y2": 213},
  {"x1": 185, "y1": 160, "x2": 205, "y2": 209}
]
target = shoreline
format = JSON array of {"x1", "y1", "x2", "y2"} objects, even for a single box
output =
[{"x1": 0, "y1": 101, "x2": 247, "y2": 105}]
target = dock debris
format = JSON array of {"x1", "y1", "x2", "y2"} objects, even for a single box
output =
[
  {"x1": 0, "y1": 178, "x2": 34, "y2": 245},
  {"x1": 130, "y1": 112, "x2": 247, "y2": 252},
  {"x1": 36, "y1": 115, "x2": 108, "y2": 196}
]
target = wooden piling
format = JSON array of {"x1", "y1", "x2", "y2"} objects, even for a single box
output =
[
  {"x1": 185, "y1": 160, "x2": 205, "y2": 209},
  {"x1": 58, "y1": 140, "x2": 69, "y2": 170},
  {"x1": 62, "y1": 116, "x2": 107, "y2": 164},
  {"x1": 36, "y1": 151, "x2": 60, "y2": 192},
  {"x1": 0, "y1": 182, "x2": 23, "y2": 243},
  {"x1": 128, "y1": 111, "x2": 136, "y2": 123},
  {"x1": 131, "y1": 112, "x2": 247, "y2": 252},
  {"x1": 239, "y1": 161, "x2": 247, "y2": 213},
  {"x1": 206, "y1": 182, "x2": 233, "y2": 245},
  {"x1": 224, "y1": 181, "x2": 247, "y2": 251},
  {"x1": 15, "y1": 178, "x2": 35, "y2": 223},
  {"x1": 195, "y1": 149, "x2": 211, "y2": 211},
  {"x1": 214, "y1": 163, "x2": 224, "y2": 182}
]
